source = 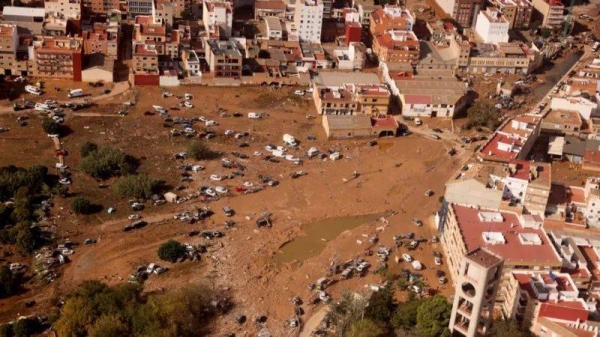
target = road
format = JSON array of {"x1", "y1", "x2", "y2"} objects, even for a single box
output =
[{"x1": 298, "y1": 305, "x2": 329, "y2": 337}]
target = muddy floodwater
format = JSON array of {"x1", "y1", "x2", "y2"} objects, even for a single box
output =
[{"x1": 275, "y1": 213, "x2": 385, "y2": 264}]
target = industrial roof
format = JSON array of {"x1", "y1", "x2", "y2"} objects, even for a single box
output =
[
  {"x1": 325, "y1": 114, "x2": 372, "y2": 130},
  {"x1": 314, "y1": 71, "x2": 381, "y2": 88},
  {"x1": 2, "y1": 6, "x2": 45, "y2": 17}
]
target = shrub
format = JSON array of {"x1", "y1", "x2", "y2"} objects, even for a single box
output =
[
  {"x1": 157, "y1": 240, "x2": 186, "y2": 263},
  {"x1": 41, "y1": 117, "x2": 61, "y2": 135},
  {"x1": 15, "y1": 223, "x2": 43, "y2": 255},
  {"x1": 80, "y1": 141, "x2": 99, "y2": 157},
  {"x1": 0, "y1": 266, "x2": 19, "y2": 298},
  {"x1": 80, "y1": 146, "x2": 136, "y2": 180},
  {"x1": 71, "y1": 197, "x2": 93, "y2": 215},
  {"x1": 115, "y1": 174, "x2": 160, "y2": 199},
  {"x1": 187, "y1": 141, "x2": 220, "y2": 161},
  {"x1": 466, "y1": 101, "x2": 501, "y2": 130}
]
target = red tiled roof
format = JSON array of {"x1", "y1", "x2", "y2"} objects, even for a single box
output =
[
  {"x1": 509, "y1": 160, "x2": 530, "y2": 181},
  {"x1": 539, "y1": 301, "x2": 588, "y2": 322},
  {"x1": 404, "y1": 94, "x2": 430, "y2": 104},
  {"x1": 580, "y1": 246, "x2": 600, "y2": 281},
  {"x1": 371, "y1": 116, "x2": 398, "y2": 128},
  {"x1": 479, "y1": 133, "x2": 522, "y2": 161},
  {"x1": 452, "y1": 205, "x2": 561, "y2": 266},
  {"x1": 570, "y1": 186, "x2": 586, "y2": 205}
]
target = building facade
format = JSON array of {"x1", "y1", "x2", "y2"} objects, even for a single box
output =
[
  {"x1": 294, "y1": 0, "x2": 324, "y2": 43},
  {"x1": 32, "y1": 36, "x2": 83, "y2": 81},
  {"x1": 475, "y1": 8, "x2": 510, "y2": 44}
]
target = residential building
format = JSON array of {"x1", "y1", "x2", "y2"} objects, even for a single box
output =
[
  {"x1": 32, "y1": 36, "x2": 83, "y2": 81},
  {"x1": 449, "y1": 247, "x2": 504, "y2": 337},
  {"x1": 436, "y1": 0, "x2": 481, "y2": 28},
  {"x1": 171, "y1": 0, "x2": 192, "y2": 18},
  {"x1": 294, "y1": 0, "x2": 324, "y2": 43},
  {"x1": 372, "y1": 30, "x2": 420, "y2": 64},
  {"x1": 128, "y1": 0, "x2": 155, "y2": 17},
  {"x1": 550, "y1": 96, "x2": 597, "y2": 122},
  {"x1": 182, "y1": 49, "x2": 201, "y2": 77},
  {"x1": 467, "y1": 42, "x2": 542, "y2": 75},
  {"x1": 356, "y1": 1, "x2": 381, "y2": 29},
  {"x1": 437, "y1": 204, "x2": 563, "y2": 314},
  {"x1": 478, "y1": 115, "x2": 541, "y2": 162},
  {"x1": 203, "y1": 0, "x2": 233, "y2": 38},
  {"x1": 444, "y1": 163, "x2": 505, "y2": 210},
  {"x1": 155, "y1": 2, "x2": 174, "y2": 28},
  {"x1": 541, "y1": 109, "x2": 583, "y2": 135},
  {"x1": 299, "y1": 42, "x2": 328, "y2": 70},
  {"x1": 490, "y1": 0, "x2": 533, "y2": 29},
  {"x1": 2, "y1": 7, "x2": 46, "y2": 35},
  {"x1": 86, "y1": 0, "x2": 119, "y2": 14},
  {"x1": 265, "y1": 17, "x2": 283, "y2": 39},
  {"x1": 344, "y1": 21, "x2": 362, "y2": 45},
  {"x1": 205, "y1": 39, "x2": 242, "y2": 78},
  {"x1": 322, "y1": 114, "x2": 373, "y2": 139},
  {"x1": 332, "y1": 42, "x2": 366, "y2": 70},
  {"x1": 82, "y1": 23, "x2": 119, "y2": 59},
  {"x1": 584, "y1": 178, "x2": 600, "y2": 228},
  {"x1": 500, "y1": 161, "x2": 551, "y2": 215},
  {"x1": 133, "y1": 44, "x2": 158, "y2": 74},
  {"x1": 475, "y1": 7, "x2": 509, "y2": 44},
  {"x1": 396, "y1": 67, "x2": 468, "y2": 118},
  {"x1": 0, "y1": 25, "x2": 18, "y2": 76},
  {"x1": 313, "y1": 83, "x2": 390, "y2": 115},
  {"x1": 369, "y1": 6, "x2": 415, "y2": 38},
  {"x1": 531, "y1": 0, "x2": 564, "y2": 29},
  {"x1": 254, "y1": 0, "x2": 286, "y2": 20},
  {"x1": 44, "y1": 0, "x2": 83, "y2": 20}
]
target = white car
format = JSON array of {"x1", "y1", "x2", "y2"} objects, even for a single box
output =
[
  {"x1": 45, "y1": 100, "x2": 56, "y2": 105},
  {"x1": 222, "y1": 158, "x2": 232, "y2": 164},
  {"x1": 184, "y1": 102, "x2": 194, "y2": 108},
  {"x1": 224, "y1": 130, "x2": 235, "y2": 136},
  {"x1": 285, "y1": 155, "x2": 299, "y2": 162},
  {"x1": 162, "y1": 92, "x2": 173, "y2": 97},
  {"x1": 215, "y1": 186, "x2": 228, "y2": 194},
  {"x1": 123, "y1": 101, "x2": 134, "y2": 106},
  {"x1": 192, "y1": 165, "x2": 204, "y2": 172},
  {"x1": 329, "y1": 152, "x2": 340, "y2": 161},
  {"x1": 253, "y1": 151, "x2": 262, "y2": 156},
  {"x1": 234, "y1": 133, "x2": 246, "y2": 139},
  {"x1": 205, "y1": 120, "x2": 217, "y2": 126},
  {"x1": 305, "y1": 87, "x2": 314, "y2": 93},
  {"x1": 243, "y1": 181, "x2": 254, "y2": 188},
  {"x1": 276, "y1": 146, "x2": 286, "y2": 152},
  {"x1": 402, "y1": 253, "x2": 413, "y2": 262},
  {"x1": 294, "y1": 90, "x2": 305, "y2": 96},
  {"x1": 25, "y1": 85, "x2": 41, "y2": 95},
  {"x1": 204, "y1": 188, "x2": 216, "y2": 197},
  {"x1": 152, "y1": 105, "x2": 164, "y2": 111},
  {"x1": 434, "y1": 256, "x2": 442, "y2": 266},
  {"x1": 210, "y1": 175, "x2": 222, "y2": 181},
  {"x1": 265, "y1": 144, "x2": 276, "y2": 152},
  {"x1": 58, "y1": 178, "x2": 71, "y2": 185},
  {"x1": 128, "y1": 214, "x2": 141, "y2": 220},
  {"x1": 35, "y1": 103, "x2": 49, "y2": 111},
  {"x1": 411, "y1": 260, "x2": 422, "y2": 270},
  {"x1": 248, "y1": 112, "x2": 262, "y2": 119},
  {"x1": 185, "y1": 93, "x2": 193, "y2": 100},
  {"x1": 308, "y1": 147, "x2": 319, "y2": 157}
]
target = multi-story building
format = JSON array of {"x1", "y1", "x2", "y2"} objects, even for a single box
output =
[
  {"x1": 85, "y1": 0, "x2": 119, "y2": 14},
  {"x1": 44, "y1": 0, "x2": 83, "y2": 20},
  {"x1": 372, "y1": 30, "x2": 419, "y2": 64},
  {"x1": 205, "y1": 39, "x2": 242, "y2": 78},
  {"x1": 475, "y1": 7, "x2": 509, "y2": 44},
  {"x1": 491, "y1": 0, "x2": 533, "y2": 29},
  {"x1": 436, "y1": 0, "x2": 481, "y2": 28},
  {"x1": 128, "y1": 0, "x2": 155, "y2": 17},
  {"x1": 478, "y1": 115, "x2": 541, "y2": 162},
  {"x1": 203, "y1": 0, "x2": 233, "y2": 39},
  {"x1": 437, "y1": 204, "x2": 563, "y2": 313},
  {"x1": 531, "y1": 0, "x2": 564, "y2": 29},
  {"x1": 332, "y1": 42, "x2": 366, "y2": 70},
  {"x1": 467, "y1": 42, "x2": 542, "y2": 75},
  {"x1": 0, "y1": 25, "x2": 18, "y2": 76},
  {"x1": 254, "y1": 0, "x2": 286, "y2": 19},
  {"x1": 2, "y1": 7, "x2": 46, "y2": 35},
  {"x1": 182, "y1": 49, "x2": 201, "y2": 77},
  {"x1": 155, "y1": 1, "x2": 174, "y2": 28},
  {"x1": 32, "y1": 36, "x2": 83, "y2": 81},
  {"x1": 449, "y1": 247, "x2": 504, "y2": 337},
  {"x1": 313, "y1": 83, "x2": 390, "y2": 115},
  {"x1": 82, "y1": 23, "x2": 119, "y2": 59},
  {"x1": 369, "y1": 6, "x2": 414, "y2": 37},
  {"x1": 294, "y1": 0, "x2": 324, "y2": 43},
  {"x1": 133, "y1": 44, "x2": 158, "y2": 74}
]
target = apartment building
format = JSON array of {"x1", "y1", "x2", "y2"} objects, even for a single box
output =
[
  {"x1": 373, "y1": 30, "x2": 420, "y2": 64},
  {"x1": 490, "y1": 0, "x2": 533, "y2": 29},
  {"x1": 313, "y1": 83, "x2": 390, "y2": 115},
  {"x1": 182, "y1": 49, "x2": 201, "y2": 76},
  {"x1": 82, "y1": 23, "x2": 119, "y2": 59},
  {"x1": 467, "y1": 42, "x2": 542, "y2": 75},
  {"x1": 254, "y1": 0, "x2": 286, "y2": 19},
  {"x1": 437, "y1": 204, "x2": 562, "y2": 313},
  {"x1": 205, "y1": 39, "x2": 242, "y2": 78},
  {"x1": 203, "y1": 0, "x2": 233, "y2": 38},
  {"x1": 2, "y1": 7, "x2": 46, "y2": 35},
  {"x1": 155, "y1": 2, "x2": 174, "y2": 28},
  {"x1": 449, "y1": 247, "x2": 504, "y2": 337},
  {"x1": 44, "y1": 0, "x2": 83, "y2": 20},
  {"x1": 294, "y1": 0, "x2": 324, "y2": 43},
  {"x1": 369, "y1": 6, "x2": 415, "y2": 37},
  {"x1": 0, "y1": 25, "x2": 18, "y2": 76},
  {"x1": 128, "y1": 0, "x2": 155, "y2": 17},
  {"x1": 475, "y1": 7, "x2": 509, "y2": 44},
  {"x1": 32, "y1": 36, "x2": 83, "y2": 81},
  {"x1": 85, "y1": 0, "x2": 119, "y2": 14},
  {"x1": 332, "y1": 42, "x2": 366, "y2": 70},
  {"x1": 436, "y1": 0, "x2": 481, "y2": 28},
  {"x1": 532, "y1": 0, "x2": 564, "y2": 29},
  {"x1": 133, "y1": 44, "x2": 158, "y2": 74},
  {"x1": 541, "y1": 109, "x2": 583, "y2": 135},
  {"x1": 497, "y1": 160, "x2": 551, "y2": 215},
  {"x1": 478, "y1": 115, "x2": 541, "y2": 162}
]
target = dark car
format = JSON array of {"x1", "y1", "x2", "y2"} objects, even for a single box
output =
[
  {"x1": 432, "y1": 128, "x2": 443, "y2": 133},
  {"x1": 237, "y1": 142, "x2": 250, "y2": 148}
]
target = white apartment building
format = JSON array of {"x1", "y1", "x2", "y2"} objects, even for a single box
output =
[
  {"x1": 550, "y1": 96, "x2": 598, "y2": 121},
  {"x1": 475, "y1": 8, "x2": 509, "y2": 44},
  {"x1": 154, "y1": 2, "x2": 173, "y2": 28},
  {"x1": 44, "y1": 0, "x2": 82, "y2": 19},
  {"x1": 203, "y1": 0, "x2": 233, "y2": 38},
  {"x1": 294, "y1": 0, "x2": 324, "y2": 43},
  {"x1": 128, "y1": 0, "x2": 155, "y2": 16},
  {"x1": 265, "y1": 17, "x2": 283, "y2": 39},
  {"x1": 584, "y1": 178, "x2": 600, "y2": 228}
]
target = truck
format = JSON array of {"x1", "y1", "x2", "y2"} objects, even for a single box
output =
[
  {"x1": 283, "y1": 134, "x2": 297, "y2": 146},
  {"x1": 67, "y1": 88, "x2": 85, "y2": 98}
]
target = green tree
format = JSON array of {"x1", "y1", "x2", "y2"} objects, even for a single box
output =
[
  {"x1": 11, "y1": 187, "x2": 33, "y2": 223},
  {"x1": 41, "y1": 117, "x2": 61, "y2": 135},
  {"x1": 0, "y1": 266, "x2": 19, "y2": 298},
  {"x1": 115, "y1": 174, "x2": 160, "y2": 199},
  {"x1": 416, "y1": 295, "x2": 452, "y2": 337},
  {"x1": 158, "y1": 240, "x2": 186, "y2": 263},
  {"x1": 80, "y1": 141, "x2": 99, "y2": 157},
  {"x1": 365, "y1": 285, "x2": 394, "y2": 324},
  {"x1": 348, "y1": 319, "x2": 384, "y2": 337},
  {"x1": 488, "y1": 319, "x2": 534, "y2": 337},
  {"x1": 15, "y1": 223, "x2": 42, "y2": 255},
  {"x1": 391, "y1": 299, "x2": 421, "y2": 329},
  {"x1": 187, "y1": 141, "x2": 220, "y2": 161},
  {"x1": 88, "y1": 315, "x2": 129, "y2": 337},
  {"x1": 466, "y1": 101, "x2": 501, "y2": 130},
  {"x1": 12, "y1": 317, "x2": 41, "y2": 337},
  {"x1": 71, "y1": 197, "x2": 93, "y2": 215},
  {"x1": 325, "y1": 292, "x2": 369, "y2": 336},
  {"x1": 80, "y1": 146, "x2": 136, "y2": 179}
]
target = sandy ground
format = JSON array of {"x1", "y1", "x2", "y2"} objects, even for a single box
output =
[{"x1": 0, "y1": 84, "x2": 474, "y2": 335}]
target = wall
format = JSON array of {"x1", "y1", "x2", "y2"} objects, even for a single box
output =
[
  {"x1": 159, "y1": 75, "x2": 180, "y2": 86},
  {"x1": 82, "y1": 67, "x2": 113, "y2": 82},
  {"x1": 134, "y1": 74, "x2": 159, "y2": 85}
]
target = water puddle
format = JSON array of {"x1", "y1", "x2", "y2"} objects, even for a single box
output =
[{"x1": 274, "y1": 213, "x2": 385, "y2": 264}]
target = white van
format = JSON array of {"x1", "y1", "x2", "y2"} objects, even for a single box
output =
[
  {"x1": 25, "y1": 85, "x2": 41, "y2": 95},
  {"x1": 329, "y1": 152, "x2": 340, "y2": 161},
  {"x1": 272, "y1": 150, "x2": 285, "y2": 158},
  {"x1": 411, "y1": 260, "x2": 422, "y2": 270},
  {"x1": 307, "y1": 147, "x2": 319, "y2": 157},
  {"x1": 414, "y1": 118, "x2": 422, "y2": 126},
  {"x1": 67, "y1": 89, "x2": 85, "y2": 98},
  {"x1": 283, "y1": 134, "x2": 297, "y2": 146},
  {"x1": 248, "y1": 112, "x2": 262, "y2": 119}
]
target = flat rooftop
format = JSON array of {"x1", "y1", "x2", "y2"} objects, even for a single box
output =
[
  {"x1": 314, "y1": 71, "x2": 381, "y2": 88},
  {"x1": 325, "y1": 114, "x2": 372, "y2": 130},
  {"x1": 544, "y1": 109, "x2": 582, "y2": 127},
  {"x1": 466, "y1": 247, "x2": 503, "y2": 267}
]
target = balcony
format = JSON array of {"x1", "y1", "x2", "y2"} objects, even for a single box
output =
[
  {"x1": 458, "y1": 303, "x2": 473, "y2": 316},
  {"x1": 454, "y1": 322, "x2": 470, "y2": 335}
]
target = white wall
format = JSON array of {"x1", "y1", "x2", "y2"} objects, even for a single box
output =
[
  {"x1": 474, "y1": 11, "x2": 509, "y2": 44},
  {"x1": 550, "y1": 96, "x2": 597, "y2": 121}
]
